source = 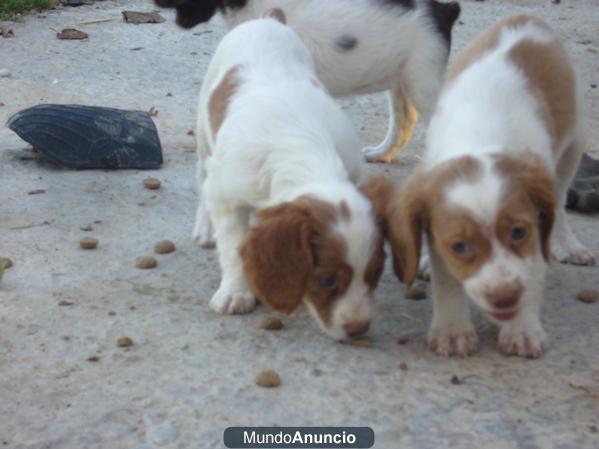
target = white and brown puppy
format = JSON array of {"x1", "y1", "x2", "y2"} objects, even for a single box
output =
[
  {"x1": 387, "y1": 15, "x2": 595, "y2": 358},
  {"x1": 155, "y1": 0, "x2": 460, "y2": 162},
  {"x1": 196, "y1": 11, "x2": 387, "y2": 339}
]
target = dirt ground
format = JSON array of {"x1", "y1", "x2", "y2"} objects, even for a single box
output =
[{"x1": 1, "y1": 1, "x2": 598, "y2": 448}]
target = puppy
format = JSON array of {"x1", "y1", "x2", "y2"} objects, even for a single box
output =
[
  {"x1": 387, "y1": 15, "x2": 595, "y2": 358},
  {"x1": 196, "y1": 10, "x2": 387, "y2": 339},
  {"x1": 155, "y1": 0, "x2": 461, "y2": 162}
]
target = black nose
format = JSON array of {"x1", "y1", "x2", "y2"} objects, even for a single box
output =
[{"x1": 344, "y1": 320, "x2": 370, "y2": 337}]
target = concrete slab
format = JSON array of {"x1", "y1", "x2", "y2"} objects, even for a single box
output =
[{"x1": 1, "y1": 1, "x2": 598, "y2": 448}]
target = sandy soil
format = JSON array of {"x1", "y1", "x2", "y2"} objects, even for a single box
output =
[{"x1": 1, "y1": 1, "x2": 598, "y2": 448}]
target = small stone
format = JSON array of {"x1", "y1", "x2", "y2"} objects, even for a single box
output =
[
  {"x1": 79, "y1": 237, "x2": 98, "y2": 250},
  {"x1": 61, "y1": 336, "x2": 71, "y2": 341},
  {"x1": 0, "y1": 69, "x2": 11, "y2": 78},
  {"x1": 187, "y1": 129, "x2": 195, "y2": 136},
  {"x1": 154, "y1": 240, "x2": 176, "y2": 254},
  {"x1": 405, "y1": 283, "x2": 427, "y2": 300},
  {"x1": 143, "y1": 177, "x2": 161, "y2": 190},
  {"x1": 451, "y1": 375, "x2": 463, "y2": 385},
  {"x1": 136, "y1": 256, "x2": 157, "y2": 269},
  {"x1": 397, "y1": 336, "x2": 408, "y2": 345},
  {"x1": 255, "y1": 370, "x2": 281, "y2": 388},
  {"x1": 87, "y1": 356, "x2": 100, "y2": 362},
  {"x1": 58, "y1": 300, "x2": 75, "y2": 306},
  {"x1": 116, "y1": 336, "x2": 134, "y2": 347},
  {"x1": 399, "y1": 362, "x2": 408, "y2": 371},
  {"x1": 108, "y1": 311, "x2": 117, "y2": 316},
  {"x1": 56, "y1": 28, "x2": 89, "y2": 40},
  {"x1": 0, "y1": 257, "x2": 13, "y2": 269},
  {"x1": 260, "y1": 317, "x2": 283, "y2": 330},
  {"x1": 576, "y1": 289, "x2": 598, "y2": 304},
  {"x1": 352, "y1": 337, "x2": 370, "y2": 348}
]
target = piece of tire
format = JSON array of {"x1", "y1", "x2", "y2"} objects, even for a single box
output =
[{"x1": 7, "y1": 104, "x2": 163, "y2": 169}]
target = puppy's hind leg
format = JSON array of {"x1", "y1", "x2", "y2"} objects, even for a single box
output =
[
  {"x1": 363, "y1": 85, "x2": 418, "y2": 163},
  {"x1": 192, "y1": 127, "x2": 216, "y2": 248},
  {"x1": 551, "y1": 135, "x2": 595, "y2": 265}
]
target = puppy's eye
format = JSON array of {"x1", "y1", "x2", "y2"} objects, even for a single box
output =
[
  {"x1": 511, "y1": 227, "x2": 527, "y2": 241},
  {"x1": 451, "y1": 242, "x2": 470, "y2": 255},
  {"x1": 315, "y1": 275, "x2": 336, "y2": 289}
]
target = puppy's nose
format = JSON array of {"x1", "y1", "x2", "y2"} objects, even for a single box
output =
[
  {"x1": 487, "y1": 284, "x2": 522, "y2": 310},
  {"x1": 344, "y1": 320, "x2": 370, "y2": 337}
]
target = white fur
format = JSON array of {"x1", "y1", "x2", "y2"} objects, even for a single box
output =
[
  {"x1": 196, "y1": 18, "x2": 380, "y2": 339},
  {"x1": 422, "y1": 18, "x2": 594, "y2": 358},
  {"x1": 218, "y1": 0, "x2": 453, "y2": 160}
]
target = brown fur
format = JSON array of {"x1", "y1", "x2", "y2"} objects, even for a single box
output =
[
  {"x1": 263, "y1": 7, "x2": 286, "y2": 24},
  {"x1": 508, "y1": 38, "x2": 575, "y2": 150},
  {"x1": 208, "y1": 65, "x2": 241, "y2": 140},
  {"x1": 447, "y1": 14, "x2": 549, "y2": 82},
  {"x1": 359, "y1": 177, "x2": 397, "y2": 234}
]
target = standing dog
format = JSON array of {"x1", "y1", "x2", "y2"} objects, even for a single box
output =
[
  {"x1": 196, "y1": 11, "x2": 387, "y2": 339},
  {"x1": 387, "y1": 15, "x2": 595, "y2": 358},
  {"x1": 155, "y1": 0, "x2": 460, "y2": 162}
]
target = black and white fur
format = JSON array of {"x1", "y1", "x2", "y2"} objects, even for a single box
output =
[{"x1": 155, "y1": 0, "x2": 460, "y2": 162}]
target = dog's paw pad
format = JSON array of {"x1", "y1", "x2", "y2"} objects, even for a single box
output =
[
  {"x1": 428, "y1": 328, "x2": 479, "y2": 357},
  {"x1": 210, "y1": 290, "x2": 256, "y2": 314},
  {"x1": 553, "y1": 243, "x2": 595, "y2": 266},
  {"x1": 192, "y1": 222, "x2": 216, "y2": 249}
]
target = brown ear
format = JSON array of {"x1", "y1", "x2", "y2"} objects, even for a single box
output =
[
  {"x1": 240, "y1": 202, "x2": 313, "y2": 314},
  {"x1": 387, "y1": 170, "x2": 428, "y2": 286},
  {"x1": 359, "y1": 176, "x2": 397, "y2": 234},
  {"x1": 520, "y1": 165, "x2": 556, "y2": 262},
  {"x1": 263, "y1": 7, "x2": 286, "y2": 24}
]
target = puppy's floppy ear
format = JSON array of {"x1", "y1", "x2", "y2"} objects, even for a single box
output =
[
  {"x1": 517, "y1": 160, "x2": 556, "y2": 262},
  {"x1": 240, "y1": 202, "x2": 313, "y2": 314},
  {"x1": 387, "y1": 170, "x2": 428, "y2": 286},
  {"x1": 359, "y1": 176, "x2": 397, "y2": 234}
]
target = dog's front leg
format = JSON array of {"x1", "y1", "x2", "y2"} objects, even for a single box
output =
[
  {"x1": 209, "y1": 205, "x2": 256, "y2": 314},
  {"x1": 427, "y1": 249, "x2": 479, "y2": 357}
]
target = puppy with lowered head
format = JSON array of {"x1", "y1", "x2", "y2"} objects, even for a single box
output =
[
  {"x1": 196, "y1": 10, "x2": 387, "y2": 340},
  {"x1": 155, "y1": 0, "x2": 461, "y2": 162},
  {"x1": 387, "y1": 15, "x2": 595, "y2": 358}
]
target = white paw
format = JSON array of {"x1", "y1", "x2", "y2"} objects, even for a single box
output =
[
  {"x1": 418, "y1": 254, "x2": 431, "y2": 281},
  {"x1": 192, "y1": 217, "x2": 216, "y2": 249},
  {"x1": 552, "y1": 241, "x2": 595, "y2": 266},
  {"x1": 210, "y1": 286, "x2": 256, "y2": 315},
  {"x1": 428, "y1": 325, "x2": 479, "y2": 357},
  {"x1": 362, "y1": 144, "x2": 392, "y2": 163},
  {"x1": 498, "y1": 318, "x2": 546, "y2": 358}
]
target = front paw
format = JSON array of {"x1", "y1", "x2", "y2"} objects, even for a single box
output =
[
  {"x1": 552, "y1": 241, "x2": 595, "y2": 266},
  {"x1": 428, "y1": 326, "x2": 479, "y2": 357},
  {"x1": 498, "y1": 318, "x2": 546, "y2": 358},
  {"x1": 210, "y1": 287, "x2": 256, "y2": 314}
]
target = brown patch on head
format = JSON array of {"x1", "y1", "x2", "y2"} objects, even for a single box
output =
[
  {"x1": 262, "y1": 7, "x2": 286, "y2": 24},
  {"x1": 208, "y1": 65, "x2": 241, "y2": 140},
  {"x1": 240, "y1": 197, "x2": 356, "y2": 326},
  {"x1": 508, "y1": 38, "x2": 575, "y2": 150},
  {"x1": 448, "y1": 14, "x2": 550, "y2": 81},
  {"x1": 494, "y1": 151, "x2": 556, "y2": 261},
  {"x1": 387, "y1": 157, "x2": 482, "y2": 285}
]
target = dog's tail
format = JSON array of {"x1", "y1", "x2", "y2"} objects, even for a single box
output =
[
  {"x1": 155, "y1": 1, "x2": 249, "y2": 29},
  {"x1": 427, "y1": 1, "x2": 461, "y2": 48},
  {"x1": 262, "y1": 7, "x2": 287, "y2": 24}
]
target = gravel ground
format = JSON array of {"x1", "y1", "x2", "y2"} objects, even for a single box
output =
[{"x1": 1, "y1": 1, "x2": 598, "y2": 448}]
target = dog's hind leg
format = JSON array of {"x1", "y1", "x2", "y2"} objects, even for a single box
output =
[
  {"x1": 192, "y1": 125, "x2": 216, "y2": 248},
  {"x1": 363, "y1": 85, "x2": 418, "y2": 163}
]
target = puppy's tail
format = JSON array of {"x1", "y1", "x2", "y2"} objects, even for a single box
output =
[
  {"x1": 262, "y1": 7, "x2": 287, "y2": 24},
  {"x1": 427, "y1": 1, "x2": 461, "y2": 48}
]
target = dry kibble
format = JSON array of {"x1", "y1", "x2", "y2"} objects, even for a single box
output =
[
  {"x1": 79, "y1": 237, "x2": 98, "y2": 250},
  {"x1": 0, "y1": 257, "x2": 13, "y2": 269},
  {"x1": 255, "y1": 370, "x2": 281, "y2": 388},
  {"x1": 352, "y1": 337, "x2": 370, "y2": 348},
  {"x1": 405, "y1": 282, "x2": 427, "y2": 300},
  {"x1": 260, "y1": 317, "x2": 283, "y2": 330},
  {"x1": 116, "y1": 336, "x2": 134, "y2": 347},
  {"x1": 154, "y1": 240, "x2": 176, "y2": 254},
  {"x1": 143, "y1": 177, "x2": 161, "y2": 190},
  {"x1": 576, "y1": 289, "x2": 598, "y2": 304},
  {"x1": 136, "y1": 256, "x2": 157, "y2": 269},
  {"x1": 399, "y1": 362, "x2": 409, "y2": 371}
]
